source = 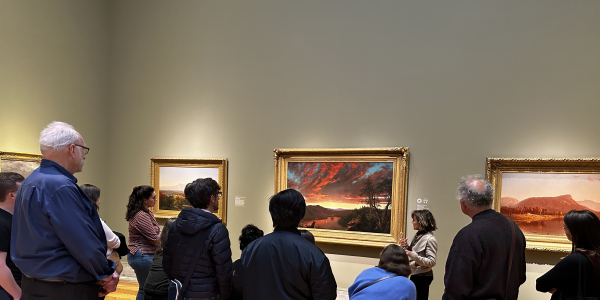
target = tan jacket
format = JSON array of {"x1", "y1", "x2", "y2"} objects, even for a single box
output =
[{"x1": 407, "y1": 231, "x2": 437, "y2": 275}]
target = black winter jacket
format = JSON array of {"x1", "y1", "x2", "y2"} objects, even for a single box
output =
[
  {"x1": 232, "y1": 227, "x2": 337, "y2": 300},
  {"x1": 163, "y1": 208, "x2": 232, "y2": 299}
]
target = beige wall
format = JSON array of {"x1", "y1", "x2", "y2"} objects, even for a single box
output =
[
  {"x1": 0, "y1": 1, "x2": 110, "y2": 190},
  {"x1": 3, "y1": 0, "x2": 600, "y2": 299}
]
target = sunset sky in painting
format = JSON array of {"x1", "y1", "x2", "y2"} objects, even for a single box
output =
[
  {"x1": 501, "y1": 173, "x2": 600, "y2": 203},
  {"x1": 287, "y1": 162, "x2": 393, "y2": 210},
  {"x1": 160, "y1": 167, "x2": 219, "y2": 191}
]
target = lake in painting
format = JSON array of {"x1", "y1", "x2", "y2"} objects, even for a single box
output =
[
  {"x1": 500, "y1": 173, "x2": 600, "y2": 236},
  {"x1": 287, "y1": 162, "x2": 393, "y2": 234}
]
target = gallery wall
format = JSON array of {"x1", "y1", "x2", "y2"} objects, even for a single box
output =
[
  {"x1": 104, "y1": 1, "x2": 600, "y2": 298},
  {"x1": 0, "y1": 1, "x2": 111, "y2": 193},
  {"x1": 2, "y1": 0, "x2": 600, "y2": 299}
]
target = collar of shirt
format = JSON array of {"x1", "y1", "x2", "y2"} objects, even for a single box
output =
[
  {"x1": 40, "y1": 159, "x2": 78, "y2": 183},
  {"x1": 201, "y1": 209, "x2": 211, "y2": 214},
  {"x1": 274, "y1": 226, "x2": 301, "y2": 235}
]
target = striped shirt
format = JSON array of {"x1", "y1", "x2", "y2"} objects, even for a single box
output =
[{"x1": 128, "y1": 209, "x2": 160, "y2": 254}]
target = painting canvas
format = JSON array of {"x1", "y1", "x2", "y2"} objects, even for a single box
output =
[
  {"x1": 0, "y1": 152, "x2": 42, "y2": 178},
  {"x1": 487, "y1": 157, "x2": 600, "y2": 252},
  {"x1": 151, "y1": 158, "x2": 228, "y2": 223},
  {"x1": 275, "y1": 148, "x2": 409, "y2": 247},
  {"x1": 289, "y1": 162, "x2": 394, "y2": 234}
]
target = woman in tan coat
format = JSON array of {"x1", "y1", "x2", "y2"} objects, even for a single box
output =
[{"x1": 401, "y1": 210, "x2": 438, "y2": 300}]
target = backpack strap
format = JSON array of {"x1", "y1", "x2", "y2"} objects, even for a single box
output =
[{"x1": 352, "y1": 274, "x2": 399, "y2": 297}]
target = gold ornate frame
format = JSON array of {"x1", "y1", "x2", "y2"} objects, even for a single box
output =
[
  {"x1": 0, "y1": 151, "x2": 43, "y2": 176},
  {"x1": 486, "y1": 157, "x2": 600, "y2": 252},
  {"x1": 150, "y1": 158, "x2": 228, "y2": 224},
  {"x1": 274, "y1": 147, "x2": 409, "y2": 247}
]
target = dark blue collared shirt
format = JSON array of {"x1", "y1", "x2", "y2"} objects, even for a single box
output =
[{"x1": 11, "y1": 159, "x2": 115, "y2": 282}]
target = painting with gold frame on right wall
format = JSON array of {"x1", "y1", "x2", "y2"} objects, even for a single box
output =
[{"x1": 487, "y1": 157, "x2": 600, "y2": 252}]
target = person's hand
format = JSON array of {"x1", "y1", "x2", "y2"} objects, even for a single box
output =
[
  {"x1": 400, "y1": 238, "x2": 408, "y2": 248},
  {"x1": 549, "y1": 288, "x2": 557, "y2": 294},
  {"x1": 406, "y1": 250, "x2": 412, "y2": 256},
  {"x1": 98, "y1": 271, "x2": 119, "y2": 297}
]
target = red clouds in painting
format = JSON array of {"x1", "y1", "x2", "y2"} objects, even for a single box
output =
[{"x1": 287, "y1": 162, "x2": 393, "y2": 204}]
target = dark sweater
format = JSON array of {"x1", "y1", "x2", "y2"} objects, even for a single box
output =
[
  {"x1": 443, "y1": 209, "x2": 526, "y2": 300},
  {"x1": 536, "y1": 251, "x2": 600, "y2": 299},
  {"x1": 143, "y1": 251, "x2": 169, "y2": 299}
]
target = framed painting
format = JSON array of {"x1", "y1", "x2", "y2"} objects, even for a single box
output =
[
  {"x1": 274, "y1": 147, "x2": 409, "y2": 247},
  {"x1": 150, "y1": 158, "x2": 228, "y2": 224},
  {"x1": 487, "y1": 157, "x2": 600, "y2": 252},
  {"x1": 0, "y1": 151, "x2": 42, "y2": 178}
]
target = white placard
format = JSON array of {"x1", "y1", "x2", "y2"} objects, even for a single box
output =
[{"x1": 235, "y1": 196, "x2": 245, "y2": 207}]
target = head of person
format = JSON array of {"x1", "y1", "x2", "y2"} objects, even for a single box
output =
[
  {"x1": 184, "y1": 178, "x2": 222, "y2": 213},
  {"x1": 563, "y1": 209, "x2": 600, "y2": 254},
  {"x1": 269, "y1": 189, "x2": 306, "y2": 228},
  {"x1": 80, "y1": 184, "x2": 101, "y2": 211},
  {"x1": 456, "y1": 174, "x2": 494, "y2": 217},
  {"x1": 411, "y1": 209, "x2": 437, "y2": 233},
  {"x1": 0, "y1": 172, "x2": 25, "y2": 203},
  {"x1": 377, "y1": 244, "x2": 411, "y2": 277},
  {"x1": 39, "y1": 121, "x2": 88, "y2": 174},
  {"x1": 156, "y1": 218, "x2": 176, "y2": 255},
  {"x1": 300, "y1": 229, "x2": 316, "y2": 245},
  {"x1": 239, "y1": 224, "x2": 264, "y2": 251},
  {"x1": 125, "y1": 185, "x2": 155, "y2": 221}
]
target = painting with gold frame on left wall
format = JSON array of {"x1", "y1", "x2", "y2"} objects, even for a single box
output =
[
  {"x1": 150, "y1": 158, "x2": 228, "y2": 224},
  {"x1": 0, "y1": 151, "x2": 43, "y2": 178}
]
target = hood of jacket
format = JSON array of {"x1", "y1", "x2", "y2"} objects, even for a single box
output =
[{"x1": 175, "y1": 207, "x2": 221, "y2": 235}]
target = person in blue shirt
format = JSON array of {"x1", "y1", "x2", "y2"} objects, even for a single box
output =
[
  {"x1": 11, "y1": 121, "x2": 119, "y2": 300},
  {"x1": 348, "y1": 244, "x2": 416, "y2": 300}
]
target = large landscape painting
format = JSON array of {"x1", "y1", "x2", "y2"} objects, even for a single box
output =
[
  {"x1": 500, "y1": 173, "x2": 600, "y2": 236},
  {"x1": 288, "y1": 162, "x2": 394, "y2": 234}
]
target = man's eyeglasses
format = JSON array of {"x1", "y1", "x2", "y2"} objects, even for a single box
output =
[
  {"x1": 74, "y1": 144, "x2": 90, "y2": 155},
  {"x1": 216, "y1": 192, "x2": 223, "y2": 198}
]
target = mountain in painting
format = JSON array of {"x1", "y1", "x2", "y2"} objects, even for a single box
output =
[
  {"x1": 514, "y1": 194, "x2": 589, "y2": 214},
  {"x1": 501, "y1": 197, "x2": 520, "y2": 207},
  {"x1": 303, "y1": 205, "x2": 348, "y2": 222},
  {"x1": 578, "y1": 200, "x2": 600, "y2": 212}
]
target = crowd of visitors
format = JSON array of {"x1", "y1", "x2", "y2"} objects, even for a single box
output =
[{"x1": 1, "y1": 121, "x2": 599, "y2": 300}]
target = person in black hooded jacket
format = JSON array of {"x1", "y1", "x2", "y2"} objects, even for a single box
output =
[
  {"x1": 232, "y1": 189, "x2": 337, "y2": 300},
  {"x1": 163, "y1": 178, "x2": 232, "y2": 300}
]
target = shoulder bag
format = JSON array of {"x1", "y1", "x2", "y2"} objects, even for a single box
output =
[{"x1": 168, "y1": 224, "x2": 215, "y2": 300}]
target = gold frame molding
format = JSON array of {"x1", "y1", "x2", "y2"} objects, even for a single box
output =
[
  {"x1": 0, "y1": 151, "x2": 43, "y2": 174},
  {"x1": 150, "y1": 158, "x2": 228, "y2": 224},
  {"x1": 274, "y1": 147, "x2": 409, "y2": 247},
  {"x1": 486, "y1": 157, "x2": 600, "y2": 252}
]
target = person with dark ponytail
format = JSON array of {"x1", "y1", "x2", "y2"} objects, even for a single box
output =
[
  {"x1": 348, "y1": 244, "x2": 416, "y2": 299},
  {"x1": 126, "y1": 185, "x2": 160, "y2": 300},
  {"x1": 537, "y1": 209, "x2": 600, "y2": 299}
]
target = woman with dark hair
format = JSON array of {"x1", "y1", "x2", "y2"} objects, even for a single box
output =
[
  {"x1": 400, "y1": 209, "x2": 438, "y2": 300},
  {"x1": 126, "y1": 185, "x2": 160, "y2": 300},
  {"x1": 80, "y1": 184, "x2": 122, "y2": 275},
  {"x1": 143, "y1": 218, "x2": 176, "y2": 300},
  {"x1": 348, "y1": 244, "x2": 416, "y2": 299},
  {"x1": 231, "y1": 224, "x2": 264, "y2": 300},
  {"x1": 536, "y1": 209, "x2": 600, "y2": 299}
]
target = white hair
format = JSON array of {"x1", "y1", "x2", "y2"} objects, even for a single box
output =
[{"x1": 39, "y1": 121, "x2": 80, "y2": 152}]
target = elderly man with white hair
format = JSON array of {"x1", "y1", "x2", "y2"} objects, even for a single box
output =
[
  {"x1": 11, "y1": 121, "x2": 119, "y2": 300},
  {"x1": 442, "y1": 175, "x2": 526, "y2": 300}
]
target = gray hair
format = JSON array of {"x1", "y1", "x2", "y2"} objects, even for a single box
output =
[
  {"x1": 456, "y1": 174, "x2": 493, "y2": 207},
  {"x1": 39, "y1": 121, "x2": 80, "y2": 153}
]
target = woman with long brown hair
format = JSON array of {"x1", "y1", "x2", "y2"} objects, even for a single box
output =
[
  {"x1": 536, "y1": 209, "x2": 600, "y2": 299},
  {"x1": 126, "y1": 185, "x2": 160, "y2": 300}
]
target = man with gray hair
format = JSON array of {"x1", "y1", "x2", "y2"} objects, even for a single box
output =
[
  {"x1": 11, "y1": 121, "x2": 119, "y2": 300},
  {"x1": 442, "y1": 175, "x2": 526, "y2": 300}
]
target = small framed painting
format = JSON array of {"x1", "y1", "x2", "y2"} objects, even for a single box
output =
[
  {"x1": 0, "y1": 151, "x2": 42, "y2": 178},
  {"x1": 150, "y1": 158, "x2": 228, "y2": 224}
]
